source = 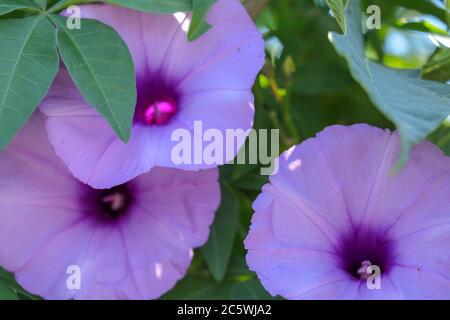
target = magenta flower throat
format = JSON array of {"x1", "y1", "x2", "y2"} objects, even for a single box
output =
[{"x1": 40, "y1": 0, "x2": 265, "y2": 189}]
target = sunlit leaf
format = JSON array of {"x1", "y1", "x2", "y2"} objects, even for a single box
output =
[{"x1": 330, "y1": 0, "x2": 450, "y2": 166}]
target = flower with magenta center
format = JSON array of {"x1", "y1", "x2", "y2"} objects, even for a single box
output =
[
  {"x1": 245, "y1": 124, "x2": 450, "y2": 299},
  {"x1": 40, "y1": 0, "x2": 265, "y2": 189},
  {"x1": 0, "y1": 114, "x2": 221, "y2": 300}
]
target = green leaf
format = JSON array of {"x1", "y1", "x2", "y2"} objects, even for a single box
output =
[
  {"x1": 0, "y1": 282, "x2": 18, "y2": 300},
  {"x1": 395, "y1": 21, "x2": 449, "y2": 36},
  {"x1": 330, "y1": 0, "x2": 450, "y2": 166},
  {"x1": 0, "y1": 0, "x2": 38, "y2": 16},
  {"x1": 105, "y1": 0, "x2": 193, "y2": 13},
  {"x1": 422, "y1": 47, "x2": 450, "y2": 83},
  {"x1": 326, "y1": 0, "x2": 346, "y2": 31},
  {"x1": 33, "y1": 0, "x2": 47, "y2": 9},
  {"x1": 51, "y1": 15, "x2": 136, "y2": 142},
  {"x1": 201, "y1": 183, "x2": 240, "y2": 282},
  {"x1": 429, "y1": 123, "x2": 450, "y2": 156},
  {"x1": 383, "y1": 0, "x2": 447, "y2": 23},
  {"x1": 188, "y1": 0, "x2": 215, "y2": 41},
  {"x1": 0, "y1": 15, "x2": 59, "y2": 150},
  {"x1": 230, "y1": 280, "x2": 279, "y2": 300},
  {"x1": 161, "y1": 274, "x2": 232, "y2": 300},
  {"x1": 0, "y1": 268, "x2": 39, "y2": 299}
]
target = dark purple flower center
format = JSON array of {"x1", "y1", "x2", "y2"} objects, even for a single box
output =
[
  {"x1": 134, "y1": 75, "x2": 179, "y2": 126},
  {"x1": 338, "y1": 228, "x2": 394, "y2": 280},
  {"x1": 89, "y1": 184, "x2": 134, "y2": 221}
]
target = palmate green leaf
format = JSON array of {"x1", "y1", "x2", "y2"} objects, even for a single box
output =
[
  {"x1": 201, "y1": 183, "x2": 240, "y2": 282},
  {"x1": 51, "y1": 15, "x2": 136, "y2": 142},
  {"x1": 0, "y1": 15, "x2": 58, "y2": 150},
  {"x1": 188, "y1": 0, "x2": 215, "y2": 41},
  {"x1": 330, "y1": 0, "x2": 450, "y2": 166},
  {"x1": 422, "y1": 47, "x2": 450, "y2": 83},
  {"x1": 0, "y1": 0, "x2": 39, "y2": 16},
  {"x1": 105, "y1": 0, "x2": 192, "y2": 13}
]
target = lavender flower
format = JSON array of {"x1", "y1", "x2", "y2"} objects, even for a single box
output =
[
  {"x1": 245, "y1": 124, "x2": 450, "y2": 299},
  {"x1": 40, "y1": 0, "x2": 265, "y2": 189},
  {"x1": 0, "y1": 113, "x2": 220, "y2": 299}
]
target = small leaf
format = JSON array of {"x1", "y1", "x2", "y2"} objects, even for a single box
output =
[
  {"x1": 0, "y1": 268, "x2": 38, "y2": 299},
  {"x1": 0, "y1": 282, "x2": 18, "y2": 300},
  {"x1": 231, "y1": 280, "x2": 279, "y2": 300},
  {"x1": 0, "y1": 15, "x2": 59, "y2": 150},
  {"x1": 188, "y1": 0, "x2": 216, "y2": 41},
  {"x1": 326, "y1": 0, "x2": 346, "y2": 31},
  {"x1": 52, "y1": 15, "x2": 136, "y2": 142},
  {"x1": 330, "y1": 0, "x2": 450, "y2": 166},
  {"x1": 422, "y1": 47, "x2": 450, "y2": 83},
  {"x1": 105, "y1": 0, "x2": 193, "y2": 13},
  {"x1": 0, "y1": 0, "x2": 38, "y2": 16},
  {"x1": 201, "y1": 183, "x2": 240, "y2": 282},
  {"x1": 395, "y1": 21, "x2": 449, "y2": 36},
  {"x1": 161, "y1": 274, "x2": 232, "y2": 300}
]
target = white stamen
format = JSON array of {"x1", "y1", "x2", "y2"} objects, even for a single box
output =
[{"x1": 357, "y1": 260, "x2": 372, "y2": 280}]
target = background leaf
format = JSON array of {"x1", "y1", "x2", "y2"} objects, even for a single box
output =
[
  {"x1": 188, "y1": 0, "x2": 215, "y2": 41},
  {"x1": 0, "y1": 0, "x2": 38, "y2": 16},
  {"x1": 330, "y1": 0, "x2": 450, "y2": 165},
  {"x1": 52, "y1": 15, "x2": 136, "y2": 142},
  {"x1": 422, "y1": 47, "x2": 450, "y2": 83},
  {"x1": 201, "y1": 183, "x2": 240, "y2": 282},
  {"x1": 0, "y1": 15, "x2": 58, "y2": 150}
]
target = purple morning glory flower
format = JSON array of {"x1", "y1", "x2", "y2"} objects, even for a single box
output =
[
  {"x1": 245, "y1": 124, "x2": 450, "y2": 300},
  {"x1": 39, "y1": 0, "x2": 265, "y2": 189},
  {"x1": 0, "y1": 113, "x2": 221, "y2": 300}
]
